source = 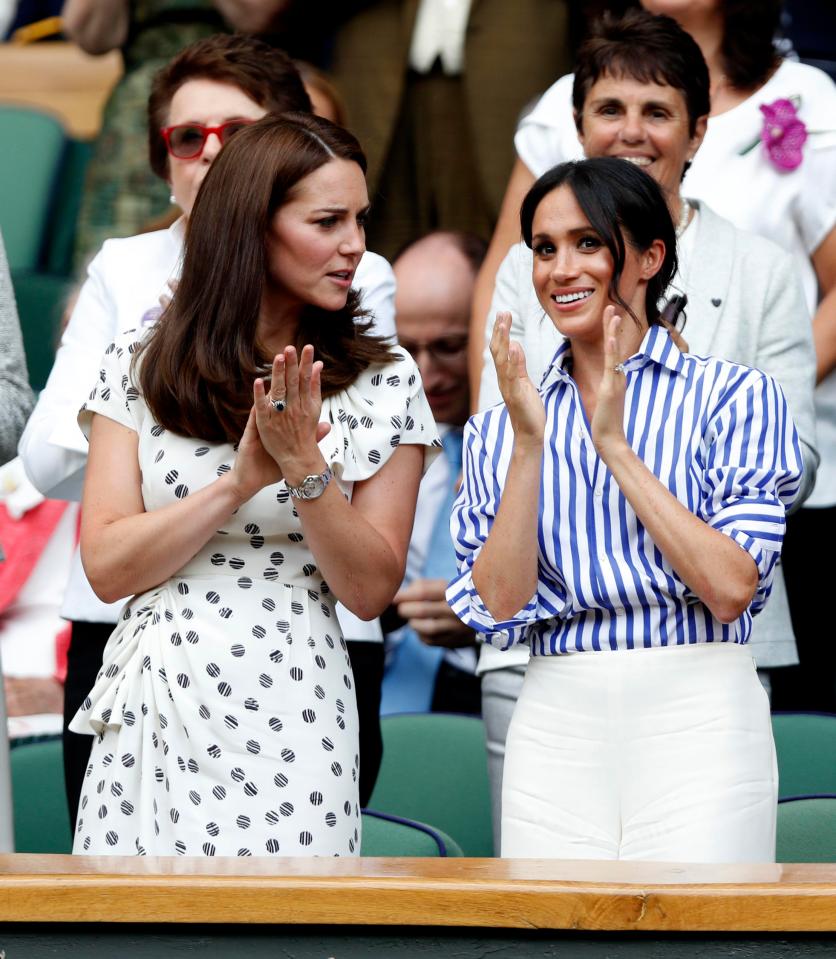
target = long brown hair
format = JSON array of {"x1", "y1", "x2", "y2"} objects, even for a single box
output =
[{"x1": 136, "y1": 113, "x2": 396, "y2": 443}]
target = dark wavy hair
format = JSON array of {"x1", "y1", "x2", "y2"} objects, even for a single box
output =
[
  {"x1": 135, "y1": 113, "x2": 396, "y2": 443},
  {"x1": 579, "y1": 2, "x2": 780, "y2": 93},
  {"x1": 147, "y1": 34, "x2": 312, "y2": 181},
  {"x1": 573, "y1": 9, "x2": 710, "y2": 135},
  {"x1": 520, "y1": 157, "x2": 677, "y2": 328}
]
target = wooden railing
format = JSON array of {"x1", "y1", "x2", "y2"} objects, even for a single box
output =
[
  {"x1": 0, "y1": 41, "x2": 121, "y2": 137},
  {"x1": 0, "y1": 856, "x2": 834, "y2": 931}
]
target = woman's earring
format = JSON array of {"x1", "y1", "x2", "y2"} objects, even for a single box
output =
[{"x1": 169, "y1": 194, "x2": 177, "y2": 205}]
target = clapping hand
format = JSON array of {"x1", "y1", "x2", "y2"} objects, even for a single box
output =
[
  {"x1": 229, "y1": 405, "x2": 283, "y2": 503},
  {"x1": 229, "y1": 345, "x2": 331, "y2": 503},
  {"x1": 490, "y1": 312, "x2": 545, "y2": 448},
  {"x1": 590, "y1": 305, "x2": 630, "y2": 457},
  {"x1": 253, "y1": 345, "x2": 331, "y2": 484}
]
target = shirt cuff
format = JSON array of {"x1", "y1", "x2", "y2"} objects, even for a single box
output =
[
  {"x1": 712, "y1": 525, "x2": 780, "y2": 614},
  {"x1": 446, "y1": 571, "x2": 537, "y2": 650}
]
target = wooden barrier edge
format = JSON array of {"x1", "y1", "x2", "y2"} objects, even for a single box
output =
[{"x1": 0, "y1": 869, "x2": 835, "y2": 931}]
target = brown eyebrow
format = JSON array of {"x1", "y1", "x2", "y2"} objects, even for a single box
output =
[
  {"x1": 587, "y1": 96, "x2": 673, "y2": 113},
  {"x1": 532, "y1": 226, "x2": 597, "y2": 244},
  {"x1": 312, "y1": 205, "x2": 372, "y2": 216},
  {"x1": 587, "y1": 96, "x2": 624, "y2": 110}
]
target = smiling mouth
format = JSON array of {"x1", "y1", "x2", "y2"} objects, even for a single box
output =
[
  {"x1": 618, "y1": 156, "x2": 653, "y2": 167},
  {"x1": 328, "y1": 271, "x2": 352, "y2": 282},
  {"x1": 552, "y1": 290, "x2": 593, "y2": 304}
]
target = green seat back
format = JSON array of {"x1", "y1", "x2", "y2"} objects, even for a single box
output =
[
  {"x1": 777, "y1": 796, "x2": 836, "y2": 863},
  {"x1": 0, "y1": 106, "x2": 67, "y2": 271},
  {"x1": 10, "y1": 737, "x2": 72, "y2": 853},
  {"x1": 361, "y1": 810, "x2": 464, "y2": 857},
  {"x1": 369, "y1": 714, "x2": 493, "y2": 857},
  {"x1": 772, "y1": 713, "x2": 836, "y2": 798},
  {"x1": 11, "y1": 270, "x2": 73, "y2": 391},
  {"x1": 11, "y1": 738, "x2": 466, "y2": 858},
  {"x1": 43, "y1": 138, "x2": 94, "y2": 277}
]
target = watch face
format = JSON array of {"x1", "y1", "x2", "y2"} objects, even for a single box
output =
[
  {"x1": 302, "y1": 476, "x2": 322, "y2": 498},
  {"x1": 290, "y1": 467, "x2": 331, "y2": 500}
]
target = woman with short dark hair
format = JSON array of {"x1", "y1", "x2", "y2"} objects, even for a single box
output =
[
  {"x1": 448, "y1": 158, "x2": 802, "y2": 861},
  {"x1": 70, "y1": 113, "x2": 439, "y2": 857}
]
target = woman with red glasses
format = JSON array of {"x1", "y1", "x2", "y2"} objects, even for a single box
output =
[{"x1": 19, "y1": 34, "x2": 398, "y2": 832}]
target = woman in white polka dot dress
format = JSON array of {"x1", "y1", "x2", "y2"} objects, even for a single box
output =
[{"x1": 70, "y1": 113, "x2": 440, "y2": 857}]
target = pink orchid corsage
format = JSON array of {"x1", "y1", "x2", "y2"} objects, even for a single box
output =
[
  {"x1": 739, "y1": 95, "x2": 809, "y2": 171},
  {"x1": 759, "y1": 97, "x2": 808, "y2": 170}
]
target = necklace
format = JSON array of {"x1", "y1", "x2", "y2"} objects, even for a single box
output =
[{"x1": 676, "y1": 197, "x2": 692, "y2": 238}]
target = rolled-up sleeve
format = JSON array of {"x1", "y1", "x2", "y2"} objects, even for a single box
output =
[
  {"x1": 445, "y1": 410, "x2": 540, "y2": 649},
  {"x1": 700, "y1": 368, "x2": 804, "y2": 613}
]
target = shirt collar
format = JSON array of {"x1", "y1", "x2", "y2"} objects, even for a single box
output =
[{"x1": 539, "y1": 323, "x2": 685, "y2": 392}]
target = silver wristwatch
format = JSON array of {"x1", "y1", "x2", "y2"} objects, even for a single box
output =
[{"x1": 286, "y1": 466, "x2": 333, "y2": 500}]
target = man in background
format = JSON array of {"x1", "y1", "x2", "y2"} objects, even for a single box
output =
[
  {"x1": 382, "y1": 231, "x2": 487, "y2": 715},
  {"x1": 330, "y1": 0, "x2": 571, "y2": 258}
]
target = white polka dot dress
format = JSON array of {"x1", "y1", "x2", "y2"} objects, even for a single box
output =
[{"x1": 70, "y1": 331, "x2": 440, "y2": 857}]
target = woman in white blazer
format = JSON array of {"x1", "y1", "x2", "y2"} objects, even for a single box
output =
[{"x1": 474, "y1": 11, "x2": 818, "y2": 853}]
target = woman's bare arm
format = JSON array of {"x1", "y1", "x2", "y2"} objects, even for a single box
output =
[
  {"x1": 252, "y1": 347, "x2": 423, "y2": 620},
  {"x1": 81, "y1": 405, "x2": 421, "y2": 618},
  {"x1": 470, "y1": 314, "x2": 545, "y2": 621},
  {"x1": 811, "y1": 225, "x2": 836, "y2": 383},
  {"x1": 290, "y1": 444, "x2": 424, "y2": 621},
  {"x1": 80, "y1": 414, "x2": 264, "y2": 603},
  {"x1": 592, "y1": 309, "x2": 758, "y2": 624}
]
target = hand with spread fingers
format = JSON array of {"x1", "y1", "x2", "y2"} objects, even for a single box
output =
[
  {"x1": 591, "y1": 305, "x2": 631, "y2": 458},
  {"x1": 490, "y1": 311, "x2": 546, "y2": 447},
  {"x1": 394, "y1": 578, "x2": 476, "y2": 649},
  {"x1": 253, "y1": 344, "x2": 332, "y2": 487}
]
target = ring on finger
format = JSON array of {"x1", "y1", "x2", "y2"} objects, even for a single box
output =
[
  {"x1": 271, "y1": 397, "x2": 286, "y2": 413},
  {"x1": 613, "y1": 363, "x2": 626, "y2": 375}
]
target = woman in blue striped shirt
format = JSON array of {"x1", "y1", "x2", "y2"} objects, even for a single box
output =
[{"x1": 447, "y1": 157, "x2": 803, "y2": 862}]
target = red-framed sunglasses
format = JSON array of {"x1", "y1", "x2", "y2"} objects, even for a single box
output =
[{"x1": 160, "y1": 119, "x2": 256, "y2": 159}]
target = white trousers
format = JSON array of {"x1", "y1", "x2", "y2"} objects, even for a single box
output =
[{"x1": 501, "y1": 643, "x2": 777, "y2": 862}]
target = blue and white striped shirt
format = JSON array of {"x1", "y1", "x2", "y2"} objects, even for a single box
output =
[{"x1": 446, "y1": 325, "x2": 804, "y2": 654}]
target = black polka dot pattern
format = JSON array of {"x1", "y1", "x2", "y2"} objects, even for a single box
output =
[{"x1": 72, "y1": 335, "x2": 440, "y2": 857}]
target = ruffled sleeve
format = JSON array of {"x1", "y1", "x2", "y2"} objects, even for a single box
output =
[
  {"x1": 77, "y1": 329, "x2": 145, "y2": 439},
  {"x1": 320, "y1": 347, "x2": 442, "y2": 484}
]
